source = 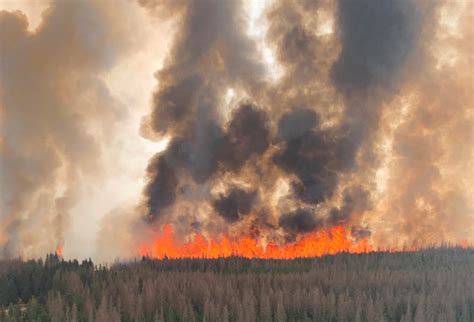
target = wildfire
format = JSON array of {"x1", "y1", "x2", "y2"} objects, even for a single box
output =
[
  {"x1": 56, "y1": 245, "x2": 63, "y2": 257},
  {"x1": 139, "y1": 224, "x2": 372, "y2": 259}
]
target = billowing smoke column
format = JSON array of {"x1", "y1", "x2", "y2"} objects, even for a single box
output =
[
  {"x1": 139, "y1": 0, "x2": 473, "y2": 249},
  {"x1": 0, "y1": 0, "x2": 132, "y2": 258},
  {"x1": 140, "y1": 0, "x2": 268, "y2": 229}
]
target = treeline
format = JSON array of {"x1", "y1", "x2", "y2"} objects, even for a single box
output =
[{"x1": 0, "y1": 248, "x2": 473, "y2": 321}]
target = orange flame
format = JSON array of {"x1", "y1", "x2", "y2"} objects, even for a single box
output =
[
  {"x1": 56, "y1": 245, "x2": 63, "y2": 257},
  {"x1": 139, "y1": 224, "x2": 372, "y2": 259}
]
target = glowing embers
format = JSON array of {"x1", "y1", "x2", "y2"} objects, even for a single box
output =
[{"x1": 139, "y1": 224, "x2": 372, "y2": 259}]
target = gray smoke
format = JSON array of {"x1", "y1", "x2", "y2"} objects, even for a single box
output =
[
  {"x1": 0, "y1": 0, "x2": 132, "y2": 258},
  {"x1": 279, "y1": 208, "x2": 323, "y2": 234},
  {"x1": 138, "y1": 0, "x2": 438, "y2": 243},
  {"x1": 213, "y1": 188, "x2": 256, "y2": 223}
]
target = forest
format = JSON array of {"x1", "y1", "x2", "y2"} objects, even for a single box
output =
[{"x1": 0, "y1": 247, "x2": 472, "y2": 322}]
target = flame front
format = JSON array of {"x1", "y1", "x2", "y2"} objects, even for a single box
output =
[{"x1": 139, "y1": 225, "x2": 372, "y2": 259}]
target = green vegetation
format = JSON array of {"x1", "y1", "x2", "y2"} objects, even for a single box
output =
[{"x1": 0, "y1": 248, "x2": 473, "y2": 321}]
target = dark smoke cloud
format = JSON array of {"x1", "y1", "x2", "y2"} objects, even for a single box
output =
[
  {"x1": 137, "y1": 0, "x2": 472, "y2": 248},
  {"x1": 263, "y1": 0, "x2": 423, "y2": 220},
  {"x1": 165, "y1": 121, "x2": 226, "y2": 184},
  {"x1": 139, "y1": 0, "x2": 426, "y2": 234},
  {"x1": 276, "y1": 107, "x2": 319, "y2": 141},
  {"x1": 221, "y1": 104, "x2": 271, "y2": 171},
  {"x1": 328, "y1": 186, "x2": 371, "y2": 226},
  {"x1": 150, "y1": 75, "x2": 203, "y2": 135},
  {"x1": 144, "y1": 156, "x2": 178, "y2": 223},
  {"x1": 266, "y1": 0, "x2": 326, "y2": 92},
  {"x1": 279, "y1": 208, "x2": 322, "y2": 234},
  {"x1": 144, "y1": 102, "x2": 270, "y2": 222},
  {"x1": 331, "y1": 0, "x2": 420, "y2": 92},
  {"x1": 329, "y1": 0, "x2": 425, "y2": 174},
  {"x1": 139, "y1": 0, "x2": 271, "y2": 225},
  {"x1": 142, "y1": 0, "x2": 265, "y2": 138},
  {"x1": 213, "y1": 188, "x2": 256, "y2": 223},
  {"x1": 273, "y1": 108, "x2": 356, "y2": 205}
]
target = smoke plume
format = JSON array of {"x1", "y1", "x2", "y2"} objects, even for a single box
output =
[
  {"x1": 138, "y1": 0, "x2": 473, "y2": 248},
  {"x1": 0, "y1": 0, "x2": 132, "y2": 257},
  {"x1": 2, "y1": 0, "x2": 472, "y2": 259}
]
